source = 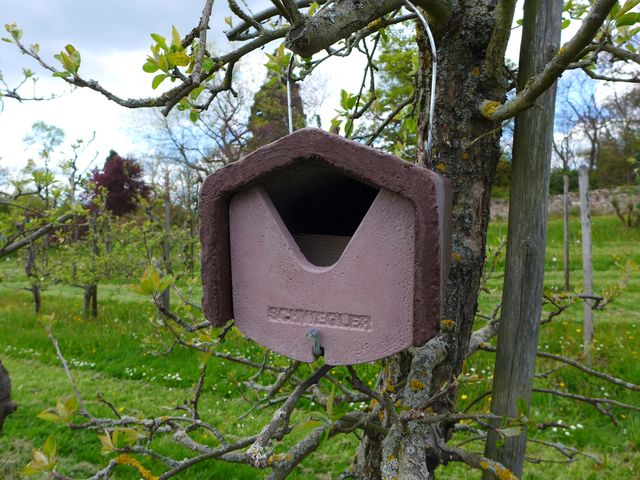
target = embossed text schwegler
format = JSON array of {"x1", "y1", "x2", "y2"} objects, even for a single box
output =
[{"x1": 267, "y1": 306, "x2": 372, "y2": 332}]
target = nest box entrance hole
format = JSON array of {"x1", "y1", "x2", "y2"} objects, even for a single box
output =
[{"x1": 263, "y1": 159, "x2": 379, "y2": 267}]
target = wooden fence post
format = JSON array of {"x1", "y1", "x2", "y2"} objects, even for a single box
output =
[
  {"x1": 579, "y1": 165, "x2": 594, "y2": 358},
  {"x1": 563, "y1": 175, "x2": 570, "y2": 291}
]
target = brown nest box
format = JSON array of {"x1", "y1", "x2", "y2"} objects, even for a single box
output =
[{"x1": 200, "y1": 128, "x2": 451, "y2": 365}]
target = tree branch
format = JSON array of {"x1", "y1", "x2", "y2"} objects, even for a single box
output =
[
  {"x1": 0, "y1": 212, "x2": 73, "y2": 258},
  {"x1": 483, "y1": 0, "x2": 518, "y2": 80},
  {"x1": 480, "y1": 0, "x2": 617, "y2": 122},
  {"x1": 285, "y1": 0, "x2": 452, "y2": 57}
]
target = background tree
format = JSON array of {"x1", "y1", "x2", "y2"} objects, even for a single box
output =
[
  {"x1": 247, "y1": 47, "x2": 305, "y2": 150},
  {"x1": 89, "y1": 151, "x2": 150, "y2": 216}
]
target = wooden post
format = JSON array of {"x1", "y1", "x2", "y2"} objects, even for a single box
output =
[
  {"x1": 579, "y1": 165, "x2": 594, "y2": 357},
  {"x1": 563, "y1": 175, "x2": 571, "y2": 291},
  {"x1": 483, "y1": 0, "x2": 563, "y2": 477},
  {"x1": 160, "y1": 170, "x2": 173, "y2": 310}
]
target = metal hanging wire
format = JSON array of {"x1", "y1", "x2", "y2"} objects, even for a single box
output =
[
  {"x1": 403, "y1": 0, "x2": 437, "y2": 157},
  {"x1": 285, "y1": 3, "x2": 436, "y2": 155},
  {"x1": 286, "y1": 54, "x2": 295, "y2": 135}
]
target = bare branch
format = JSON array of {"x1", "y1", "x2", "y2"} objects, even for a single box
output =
[
  {"x1": 45, "y1": 325, "x2": 90, "y2": 417},
  {"x1": 247, "y1": 364, "x2": 331, "y2": 468},
  {"x1": 483, "y1": 0, "x2": 518, "y2": 80}
]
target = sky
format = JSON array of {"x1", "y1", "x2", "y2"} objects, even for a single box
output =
[
  {"x1": 0, "y1": 0, "x2": 371, "y2": 174},
  {"x1": 0, "y1": 0, "x2": 587, "y2": 176}
]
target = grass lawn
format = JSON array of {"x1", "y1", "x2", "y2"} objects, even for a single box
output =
[{"x1": 0, "y1": 214, "x2": 638, "y2": 479}]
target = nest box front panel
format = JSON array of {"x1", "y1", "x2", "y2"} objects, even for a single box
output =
[{"x1": 229, "y1": 185, "x2": 415, "y2": 365}]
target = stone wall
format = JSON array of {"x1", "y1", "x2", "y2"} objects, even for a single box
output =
[{"x1": 490, "y1": 188, "x2": 640, "y2": 220}]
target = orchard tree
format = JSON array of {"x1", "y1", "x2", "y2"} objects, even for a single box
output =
[
  {"x1": 0, "y1": 121, "x2": 66, "y2": 312},
  {"x1": 4, "y1": 1, "x2": 640, "y2": 479}
]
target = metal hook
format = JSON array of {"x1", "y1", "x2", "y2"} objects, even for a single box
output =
[{"x1": 306, "y1": 328, "x2": 324, "y2": 357}]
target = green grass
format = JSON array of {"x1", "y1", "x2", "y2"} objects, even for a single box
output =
[{"x1": 0, "y1": 214, "x2": 639, "y2": 479}]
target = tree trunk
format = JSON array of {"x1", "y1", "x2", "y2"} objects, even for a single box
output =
[
  {"x1": 355, "y1": 2, "x2": 505, "y2": 477},
  {"x1": 32, "y1": 285, "x2": 41, "y2": 314},
  {"x1": 484, "y1": 0, "x2": 562, "y2": 475},
  {"x1": 83, "y1": 283, "x2": 98, "y2": 319},
  {"x1": 24, "y1": 241, "x2": 41, "y2": 314}
]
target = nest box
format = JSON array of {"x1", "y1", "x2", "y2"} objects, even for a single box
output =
[{"x1": 199, "y1": 128, "x2": 451, "y2": 365}]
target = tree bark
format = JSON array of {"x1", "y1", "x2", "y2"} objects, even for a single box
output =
[
  {"x1": 355, "y1": 2, "x2": 506, "y2": 477},
  {"x1": 484, "y1": 0, "x2": 562, "y2": 476}
]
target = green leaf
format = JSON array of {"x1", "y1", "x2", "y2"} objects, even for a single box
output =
[
  {"x1": 616, "y1": 12, "x2": 640, "y2": 26},
  {"x1": 4, "y1": 22, "x2": 22, "y2": 41},
  {"x1": 609, "y1": 2, "x2": 621, "y2": 20},
  {"x1": 143, "y1": 61, "x2": 159, "y2": 73},
  {"x1": 344, "y1": 119, "x2": 354, "y2": 136},
  {"x1": 202, "y1": 57, "x2": 214, "y2": 72},
  {"x1": 340, "y1": 89, "x2": 349, "y2": 110},
  {"x1": 158, "y1": 273, "x2": 173, "y2": 292},
  {"x1": 152, "y1": 73, "x2": 168, "y2": 89},
  {"x1": 617, "y1": 0, "x2": 640, "y2": 17},
  {"x1": 562, "y1": 18, "x2": 571, "y2": 29},
  {"x1": 308, "y1": 1, "x2": 320, "y2": 15},
  {"x1": 189, "y1": 85, "x2": 205, "y2": 100},
  {"x1": 112, "y1": 428, "x2": 139, "y2": 449},
  {"x1": 347, "y1": 95, "x2": 358, "y2": 110},
  {"x1": 189, "y1": 110, "x2": 199, "y2": 122},
  {"x1": 380, "y1": 27, "x2": 389, "y2": 42},
  {"x1": 63, "y1": 396, "x2": 79, "y2": 417},
  {"x1": 133, "y1": 266, "x2": 161, "y2": 295},
  {"x1": 42, "y1": 436, "x2": 56, "y2": 458},
  {"x1": 166, "y1": 51, "x2": 190, "y2": 67},
  {"x1": 23, "y1": 436, "x2": 56, "y2": 475},
  {"x1": 158, "y1": 55, "x2": 169, "y2": 72},
  {"x1": 99, "y1": 432, "x2": 116, "y2": 455},
  {"x1": 151, "y1": 33, "x2": 168, "y2": 51},
  {"x1": 176, "y1": 98, "x2": 190, "y2": 111},
  {"x1": 171, "y1": 25, "x2": 181, "y2": 49},
  {"x1": 37, "y1": 411, "x2": 63, "y2": 423}
]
